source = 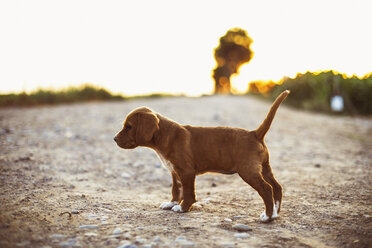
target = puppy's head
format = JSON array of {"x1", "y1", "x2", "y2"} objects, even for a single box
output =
[{"x1": 114, "y1": 107, "x2": 159, "y2": 149}]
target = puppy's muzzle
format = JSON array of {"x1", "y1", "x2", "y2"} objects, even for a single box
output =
[{"x1": 114, "y1": 134, "x2": 136, "y2": 149}]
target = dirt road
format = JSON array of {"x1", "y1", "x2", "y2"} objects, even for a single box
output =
[{"x1": 0, "y1": 95, "x2": 371, "y2": 247}]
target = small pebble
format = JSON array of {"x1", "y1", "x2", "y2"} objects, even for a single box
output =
[
  {"x1": 232, "y1": 224, "x2": 252, "y2": 232},
  {"x1": 135, "y1": 237, "x2": 146, "y2": 244},
  {"x1": 175, "y1": 236, "x2": 186, "y2": 242},
  {"x1": 79, "y1": 225, "x2": 99, "y2": 229},
  {"x1": 50, "y1": 234, "x2": 66, "y2": 239},
  {"x1": 121, "y1": 172, "x2": 131, "y2": 179},
  {"x1": 59, "y1": 239, "x2": 79, "y2": 247},
  {"x1": 221, "y1": 242, "x2": 235, "y2": 248},
  {"x1": 314, "y1": 163, "x2": 321, "y2": 168},
  {"x1": 153, "y1": 237, "x2": 162, "y2": 243},
  {"x1": 100, "y1": 207, "x2": 112, "y2": 213},
  {"x1": 117, "y1": 240, "x2": 137, "y2": 248},
  {"x1": 143, "y1": 244, "x2": 154, "y2": 248},
  {"x1": 16, "y1": 241, "x2": 30, "y2": 247},
  {"x1": 123, "y1": 233, "x2": 131, "y2": 239},
  {"x1": 84, "y1": 232, "x2": 98, "y2": 237},
  {"x1": 233, "y1": 215, "x2": 247, "y2": 219},
  {"x1": 105, "y1": 239, "x2": 119, "y2": 246},
  {"x1": 175, "y1": 236, "x2": 195, "y2": 247},
  {"x1": 87, "y1": 214, "x2": 97, "y2": 219},
  {"x1": 181, "y1": 241, "x2": 195, "y2": 247},
  {"x1": 113, "y1": 228, "x2": 122, "y2": 234},
  {"x1": 234, "y1": 233, "x2": 249, "y2": 239},
  {"x1": 224, "y1": 218, "x2": 232, "y2": 222}
]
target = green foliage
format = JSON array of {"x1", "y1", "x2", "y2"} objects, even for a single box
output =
[
  {"x1": 270, "y1": 71, "x2": 372, "y2": 115},
  {"x1": 0, "y1": 84, "x2": 124, "y2": 107}
]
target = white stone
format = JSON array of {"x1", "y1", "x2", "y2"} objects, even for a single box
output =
[
  {"x1": 79, "y1": 225, "x2": 99, "y2": 229},
  {"x1": 84, "y1": 232, "x2": 98, "y2": 237},
  {"x1": 234, "y1": 233, "x2": 249, "y2": 239},
  {"x1": 49, "y1": 234, "x2": 66, "y2": 239},
  {"x1": 113, "y1": 228, "x2": 122, "y2": 234},
  {"x1": 175, "y1": 236, "x2": 186, "y2": 242},
  {"x1": 232, "y1": 224, "x2": 252, "y2": 232}
]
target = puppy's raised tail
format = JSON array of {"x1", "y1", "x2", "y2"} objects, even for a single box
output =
[{"x1": 255, "y1": 90, "x2": 290, "y2": 140}]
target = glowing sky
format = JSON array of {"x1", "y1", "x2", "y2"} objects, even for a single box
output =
[{"x1": 0, "y1": 0, "x2": 371, "y2": 96}]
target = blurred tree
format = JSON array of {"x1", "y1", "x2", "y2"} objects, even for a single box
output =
[{"x1": 213, "y1": 28, "x2": 254, "y2": 94}]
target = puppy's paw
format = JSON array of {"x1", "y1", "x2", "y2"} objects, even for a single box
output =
[
  {"x1": 171, "y1": 205, "x2": 184, "y2": 213},
  {"x1": 260, "y1": 201, "x2": 280, "y2": 222},
  {"x1": 260, "y1": 211, "x2": 270, "y2": 222},
  {"x1": 159, "y1": 201, "x2": 177, "y2": 210}
]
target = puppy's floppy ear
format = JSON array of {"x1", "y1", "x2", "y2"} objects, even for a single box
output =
[{"x1": 136, "y1": 111, "x2": 160, "y2": 145}]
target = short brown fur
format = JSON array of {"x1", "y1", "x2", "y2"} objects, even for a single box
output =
[{"x1": 114, "y1": 90, "x2": 289, "y2": 221}]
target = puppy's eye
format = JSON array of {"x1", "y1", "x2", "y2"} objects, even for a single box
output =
[{"x1": 124, "y1": 124, "x2": 132, "y2": 131}]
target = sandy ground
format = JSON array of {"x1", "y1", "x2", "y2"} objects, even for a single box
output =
[{"x1": 0, "y1": 95, "x2": 371, "y2": 248}]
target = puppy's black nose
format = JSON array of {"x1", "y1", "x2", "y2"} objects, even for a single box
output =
[{"x1": 113, "y1": 137, "x2": 117, "y2": 142}]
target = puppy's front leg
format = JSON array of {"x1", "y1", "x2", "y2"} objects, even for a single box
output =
[
  {"x1": 171, "y1": 172, "x2": 183, "y2": 202},
  {"x1": 171, "y1": 171, "x2": 196, "y2": 213},
  {"x1": 160, "y1": 172, "x2": 182, "y2": 210}
]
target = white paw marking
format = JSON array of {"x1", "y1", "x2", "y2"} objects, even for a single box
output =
[
  {"x1": 260, "y1": 211, "x2": 270, "y2": 222},
  {"x1": 275, "y1": 200, "x2": 280, "y2": 210},
  {"x1": 171, "y1": 205, "x2": 184, "y2": 213},
  {"x1": 272, "y1": 202, "x2": 278, "y2": 219},
  {"x1": 272, "y1": 201, "x2": 280, "y2": 219},
  {"x1": 159, "y1": 201, "x2": 177, "y2": 210},
  {"x1": 260, "y1": 201, "x2": 280, "y2": 221}
]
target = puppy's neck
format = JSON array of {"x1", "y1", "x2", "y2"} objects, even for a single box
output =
[{"x1": 147, "y1": 114, "x2": 185, "y2": 158}]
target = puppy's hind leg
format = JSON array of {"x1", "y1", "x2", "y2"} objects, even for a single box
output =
[
  {"x1": 262, "y1": 162, "x2": 282, "y2": 215},
  {"x1": 238, "y1": 164, "x2": 275, "y2": 222}
]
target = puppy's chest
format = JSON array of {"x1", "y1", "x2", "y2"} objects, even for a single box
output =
[{"x1": 155, "y1": 151, "x2": 175, "y2": 172}]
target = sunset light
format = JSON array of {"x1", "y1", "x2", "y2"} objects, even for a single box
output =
[
  {"x1": 1, "y1": 1, "x2": 372, "y2": 246},
  {"x1": 0, "y1": 0, "x2": 371, "y2": 96}
]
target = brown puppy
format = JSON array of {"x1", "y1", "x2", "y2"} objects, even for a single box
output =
[{"x1": 114, "y1": 90, "x2": 289, "y2": 222}]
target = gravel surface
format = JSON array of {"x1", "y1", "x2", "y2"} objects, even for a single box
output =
[{"x1": 0, "y1": 95, "x2": 371, "y2": 247}]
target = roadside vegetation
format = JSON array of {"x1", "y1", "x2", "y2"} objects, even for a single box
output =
[
  {"x1": 0, "y1": 85, "x2": 125, "y2": 107},
  {"x1": 1, "y1": 71, "x2": 371, "y2": 116},
  {"x1": 0, "y1": 84, "x2": 186, "y2": 107},
  {"x1": 249, "y1": 71, "x2": 372, "y2": 115}
]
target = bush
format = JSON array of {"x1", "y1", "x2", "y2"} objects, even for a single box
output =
[
  {"x1": 266, "y1": 71, "x2": 372, "y2": 115},
  {"x1": 0, "y1": 84, "x2": 125, "y2": 107}
]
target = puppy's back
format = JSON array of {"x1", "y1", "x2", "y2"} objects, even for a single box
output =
[{"x1": 184, "y1": 126, "x2": 259, "y2": 174}]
